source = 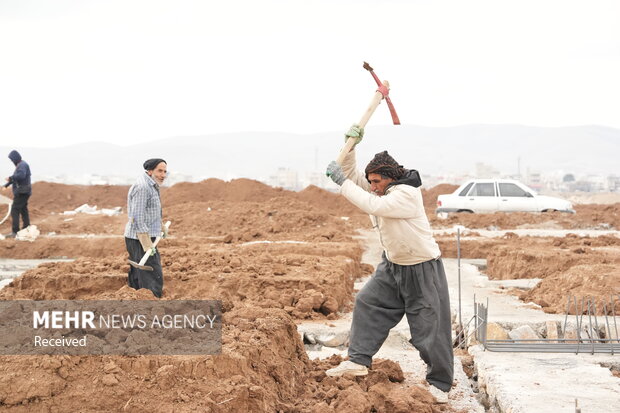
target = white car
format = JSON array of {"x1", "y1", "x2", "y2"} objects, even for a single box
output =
[{"x1": 436, "y1": 179, "x2": 575, "y2": 214}]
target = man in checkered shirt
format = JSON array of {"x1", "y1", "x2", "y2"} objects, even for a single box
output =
[{"x1": 124, "y1": 158, "x2": 168, "y2": 297}]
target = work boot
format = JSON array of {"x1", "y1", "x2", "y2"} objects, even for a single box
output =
[
  {"x1": 427, "y1": 385, "x2": 449, "y2": 404},
  {"x1": 325, "y1": 360, "x2": 368, "y2": 377}
]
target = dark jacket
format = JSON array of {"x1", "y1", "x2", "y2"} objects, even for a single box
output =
[{"x1": 5, "y1": 150, "x2": 32, "y2": 196}]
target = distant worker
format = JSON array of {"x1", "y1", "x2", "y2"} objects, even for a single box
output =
[
  {"x1": 124, "y1": 158, "x2": 168, "y2": 298},
  {"x1": 2, "y1": 150, "x2": 32, "y2": 238},
  {"x1": 324, "y1": 125, "x2": 453, "y2": 403}
]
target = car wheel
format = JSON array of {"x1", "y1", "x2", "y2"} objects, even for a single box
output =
[
  {"x1": 457, "y1": 209, "x2": 474, "y2": 214},
  {"x1": 542, "y1": 209, "x2": 556, "y2": 212}
]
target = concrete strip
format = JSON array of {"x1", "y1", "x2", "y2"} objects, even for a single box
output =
[
  {"x1": 434, "y1": 227, "x2": 620, "y2": 238},
  {"x1": 470, "y1": 346, "x2": 620, "y2": 412},
  {"x1": 444, "y1": 258, "x2": 567, "y2": 325}
]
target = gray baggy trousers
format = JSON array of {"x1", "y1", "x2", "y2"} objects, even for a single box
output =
[{"x1": 348, "y1": 254, "x2": 454, "y2": 391}]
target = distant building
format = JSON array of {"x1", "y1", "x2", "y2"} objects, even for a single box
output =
[
  {"x1": 301, "y1": 171, "x2": 331, "y2": 189},
  {"x1": 268, "y1": 168, "x2": 299, "y2": 190},
  {"x1": 608, "y1": 175, "x2": 620, "y2": 192},
  {"x1": 525, "y1": 169, "x2": 543, "y2": 190}
]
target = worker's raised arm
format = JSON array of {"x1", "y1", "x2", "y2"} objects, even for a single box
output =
[
  {"x1": 340, "y1": 180, "x2": 423, "y2": 219},
  {"x1": 337, "y1": 125, "x2": 371, "y2": 192}
]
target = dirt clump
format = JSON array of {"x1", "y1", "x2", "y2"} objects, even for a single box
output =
[{"x1": 297, "y1": 356, "x2": 448, "y2": 413}]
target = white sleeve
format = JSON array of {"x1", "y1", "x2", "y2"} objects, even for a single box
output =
[
  {"x1": 340, "y1": 180, "x2": 422, "y2": 219},
  {"x1": 340, "y1": 149, "x2": 371, "y2": 192}
]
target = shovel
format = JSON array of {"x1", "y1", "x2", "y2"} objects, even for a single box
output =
[{"x1": 128, "y1": 221, "x2": 171, "y2": 271}]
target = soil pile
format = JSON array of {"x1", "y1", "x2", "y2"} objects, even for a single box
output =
[
  {"x1": 168, "y1": 198, "x2": 356, "y2": 242},
  {"x1": 0, "y1": 239, "x2": 366, "y2": 320},
  {"x1": 162, "y1": 178, "x2": 287, "y2": 205},
  {"x1": 429, "y1": 203, "x2": 620, "y2": 230},
  {"x1": 436, "y1": 233, "x2": 620, "y2": 315},
  {"x1": 421, "y1": 184, "x2": 459, "y2": 211},
  {"x1": 0, "y1": 307, "x2": 311, "y2": 412},
  {"x1": 30, "y1": 182, "x2": 129, "y2": 214},
  {"x1": 294, "y1": 185, "x2": 362, "y2": 217}
]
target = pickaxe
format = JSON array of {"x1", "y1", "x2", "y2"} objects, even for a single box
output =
[
  {"x1": 128, "y1": 221, "x2": 171, "y2": 271},
  {"x1": 336, "y1": 62, "x2": 400, "y2": 165}
]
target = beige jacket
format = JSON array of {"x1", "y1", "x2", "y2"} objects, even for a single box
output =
[{"x1": 340, "y1": 150, "x2": 441, "y2": 265}]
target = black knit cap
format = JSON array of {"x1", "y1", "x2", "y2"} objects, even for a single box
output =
[
  {"x1": 143, "y1": 158, "x2": 167, "y2": 171},
  {"x1": 364, "y1": 151, "x2": 406, "y2": 182}
]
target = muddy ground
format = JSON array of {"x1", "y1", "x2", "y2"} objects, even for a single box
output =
[{"x1": 0, "y1": 180, "x2": 618, "y2": 411}]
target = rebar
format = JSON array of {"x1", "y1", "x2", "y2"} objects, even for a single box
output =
[
  {"x1": 475, "y1": 295, "x2": 620, "y2": 354},
  {"x1": 457, "y1": 228, "x2": 462, "y2": 334}
]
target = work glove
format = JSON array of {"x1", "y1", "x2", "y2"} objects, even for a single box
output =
[
  {"x1": 344, "y1": 124, "x2": 364, "y2": 145},
  {"x1": 326, "y1": 161, "x2": 346, "y2": 186},
  {"x1": 137, "y1": 233, "x2": 156, "y2": 256}
]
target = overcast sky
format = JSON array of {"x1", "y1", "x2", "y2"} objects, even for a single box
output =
[{"x1": 1, "y1": 0, "x2": 619, "y2": 148}]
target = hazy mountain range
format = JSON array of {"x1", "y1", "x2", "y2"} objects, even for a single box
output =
[{"x1": 2, "y1": 124, "x2": 618, "y2": 182}]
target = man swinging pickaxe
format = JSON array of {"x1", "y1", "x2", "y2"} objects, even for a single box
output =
[
  {"x1": 335, "y1": 61, "x2": 400, "y2": 165},
  {"x1": 323, "y1": 65, "x2": 453, "y2": 400}
]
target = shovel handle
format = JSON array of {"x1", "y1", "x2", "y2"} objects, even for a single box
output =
[
  {"x1": 336, "y1": 81, "x2": 389, "y2": 165},
  {"x1": 137, "y1": 221, "x2": 171, "y2": 266}
]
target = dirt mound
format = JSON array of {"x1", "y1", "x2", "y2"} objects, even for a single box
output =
[
  {"x1": 429, "y1": 202, "x2": 620, "y2": 230},
  {"x1": 436, "y1": 233, "x2": 620, "y2": 314},
  {"x1": 422, "y1": 184, "x2": 459, "y2": 211},
  {"x1": 30, "y1": 182, "x2": 129, "y2": 214},
  {"x1": 168, "y1": 198, "x2": 356, "y2": 243},
  {"x1": 0, "y1": 250, "x2": 441, "y2": 412},
  {"x1": 0, "y1": 236, "x2": 125, "y2": 259},
  {"x1": 0, "y1": 239, "x2": 366, "y2": 320},
  {"x1": 0, "y1": 308, "x2": 444, "y2": 412},
  {"x1": 162, "y1": 178, "x2": 286, "y2": 205},
  {"x1": 294, "y1": 185, "x2": 362, "y2": 216},
  {"x1": 519, "y1": 264, "x2": 620, "y2": 315},
  {"x1": 35, "y1": 213, "x2": 126, "y2": 235},
  {"x1": 0, "y1": 307, "x2": 310, "y2": 412}
]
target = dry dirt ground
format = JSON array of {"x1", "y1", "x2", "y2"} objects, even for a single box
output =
[{"x1": 0, "y1": 180, "x2": 618, "y2": 412}]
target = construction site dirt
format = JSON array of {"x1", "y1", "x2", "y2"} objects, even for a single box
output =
[{"x1": 0, "y1": 180, "x2": 619, "y2": 411}]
